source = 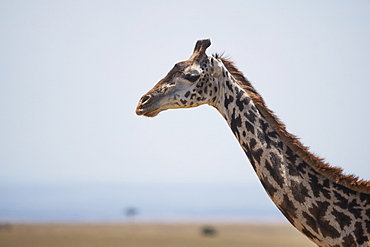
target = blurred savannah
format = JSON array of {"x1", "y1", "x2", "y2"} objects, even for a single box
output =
[{"x1": 0, "y1": 223, "x2": 315, "y2": 247}]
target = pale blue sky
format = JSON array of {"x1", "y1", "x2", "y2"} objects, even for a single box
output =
[{"x1": 1, "y1": 0, "x2": 370, "y2": 186}]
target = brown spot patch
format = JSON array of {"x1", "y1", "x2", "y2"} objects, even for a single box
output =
[
  {"x1": 309, "y1": 201, "x2": 341, "y2": 239},
  {"x1": 291, "y1": 180, "x2": 309, "y2": 204},
  {"x1": 332, "y1": 208, "x2": 352, "y2": 229}
]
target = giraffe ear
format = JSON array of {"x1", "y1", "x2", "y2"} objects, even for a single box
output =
[{"x1": 190, "y1": 39, "x2": 211, "y2": 60}]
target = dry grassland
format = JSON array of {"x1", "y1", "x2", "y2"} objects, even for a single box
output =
[{"x1": 0, "y1": 223, "x2": 316, "y2": 247}]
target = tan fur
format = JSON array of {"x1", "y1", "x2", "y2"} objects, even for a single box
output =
[{"x1": 220, "y1": 57, "x2": 370, "y2": 194}]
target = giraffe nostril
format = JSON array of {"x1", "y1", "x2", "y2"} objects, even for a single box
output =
[{"x1": 141, "y1": 95, "x2": 151, "y2": 105}]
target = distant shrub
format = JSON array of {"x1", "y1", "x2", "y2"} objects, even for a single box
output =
[
  {"x1": 201, "y1": 226, "x2": 217, "y2": 236},
  {"x1": 0, "y1": 223, "x2": 12, "y2": 231}
]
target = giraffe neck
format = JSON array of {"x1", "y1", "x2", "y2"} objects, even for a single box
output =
[{"x1": 211, "y1": 58, "x2": 370, "y2": 246}]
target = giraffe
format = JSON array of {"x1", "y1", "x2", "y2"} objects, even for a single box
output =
[{"x1": 135, "y1": 39, "x2": 370, "y2": 246}]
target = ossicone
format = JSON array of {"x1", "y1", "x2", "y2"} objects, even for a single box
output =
[{"x1": 190, "y1": 39, "x2": 211, "y2": 60}]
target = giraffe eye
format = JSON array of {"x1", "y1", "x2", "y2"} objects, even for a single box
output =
[{"x1": 184, "y1": 73, "x2": 200, "y2": 82}]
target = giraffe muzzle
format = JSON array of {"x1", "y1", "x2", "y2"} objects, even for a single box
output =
[
  {"x1": 136, "y1": 94, "x2": 161, "y2": 117},
  {"x1": 136, "y1": 94, "x2": 150, "y2": 115}
]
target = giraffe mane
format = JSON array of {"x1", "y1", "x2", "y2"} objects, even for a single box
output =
[{"x1": 218, "y1": 55, "x2": 370, "y2": 194}]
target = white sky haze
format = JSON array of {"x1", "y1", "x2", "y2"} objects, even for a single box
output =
[{"x1": 1, "y1": 0, "x2": 370, "y2": 186}]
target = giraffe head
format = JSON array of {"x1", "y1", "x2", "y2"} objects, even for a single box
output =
[{"x1": 136, "y1": 39, "x2": 222, "y2": 117}]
